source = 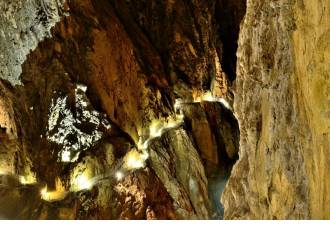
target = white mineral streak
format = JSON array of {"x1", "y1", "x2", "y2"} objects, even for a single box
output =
[
  {"x1": 0, "y1": 0, "x2": 67, "y2": 85},
  {"x1": 46, "y1": 84, "x2": 111, "y2": 162}
]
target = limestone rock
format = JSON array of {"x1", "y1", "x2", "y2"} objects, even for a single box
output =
[
  {"x1": 222, "y1": 0, "x2": 330, "y2": 220},
  {"x1": 149, "y1": 128, "x2": 211, "y2": 219},
  {"x1": 0, "y1": 0, "x2": 67, "y2": 85},
  {"x1": 3, "y1": 0, "x2": 327, "y2": 221}
]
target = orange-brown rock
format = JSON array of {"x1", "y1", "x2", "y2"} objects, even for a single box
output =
[{"x1": 0, "y1": 0, "x2": 243, "y2": 220}]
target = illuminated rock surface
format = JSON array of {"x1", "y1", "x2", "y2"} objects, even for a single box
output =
[
  {"x1": 222, "y1": 0, "x2": 330, "y2": 220},
  {"x1": 0, "y1": 0, "x2": 67, "y2": 85},
  {"x1": 0, "y1": 0, "x2": 328, "y2": 220}
]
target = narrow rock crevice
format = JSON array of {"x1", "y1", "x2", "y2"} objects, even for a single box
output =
[{"x1": 215, "y1": 0, "x2": 247, "y2": 82}]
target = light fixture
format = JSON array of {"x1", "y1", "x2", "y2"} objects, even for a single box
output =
[
  {"x1": 19, "y1": 175, "x2": 37, "y2": 185},
  {"x1": 137, "y1": 138, "x2": 149, "y2": 151},
  {"x1": 71, "y1": 174, "x2": 93, "y2": 192},
  {"x1": 201, "y1": 91, "x2": 214, "y2": 102},
  {"x1": 115, "y1": 171, "x2": 124, "y2": 181},
  {"x1": 149, "y1": 120, "x2": 163, "y2": 138},
  {"x1": 124, "y1": 149, "x2": 146, "y2": 170},
  {"x1": 40, "y1": 186, "x2": 48, "y2": 197},
  {"x1": 61, "y1": 150, "x2": 71, "y2": 162},
  {"x1": 40, "y1": 178, "x2": 68, "y2": 202},
  {"x1": 40, "y1": 188, "x2": 68, "y2": 202},
  {"x1": 192, "y1": 91, "x2": 232, "y2": 110},
  {"x1": 0, "y1": 169, "x2": 8, "y2": 175},
  {"x1": 218, "y1": 98, "x2": 231, "y2": 110},
  {"x1": 174, "y1": 99, "x2": 183, "y2": 113}
]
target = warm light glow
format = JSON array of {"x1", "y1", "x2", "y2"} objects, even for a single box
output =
[
  {"x1": 40, "y1": 186, "x2": 48, "y2": 196},
  {"x1": 140, "y1": 150, "x2": 149, "y2": 161},
  {"x1": 18, "y1": 167, "x2": 37, "y2": 185},
  {"x1": 41, "y1": 189, "x2": 68, "y2": 202},
  {"x1": 61, "y1": 150, "x2": 71, "y2": 162},
  {"x1": 218, "y1": 98, "x2": 231, "y2": 110},
  {"x1": 133, "y1": 114, "x2": 184, "y2": 174},
  {"x1": 77, "y1": 175, "x2": 92, "y2": 190},
  {"x1": 137, "y1": 138, "x2": 149, "y2": 151},
  {"x1": 19, "y1": 175, "x2": 37, "y2": 185},
  {"x1": 149, "y1": 120, "x2": 163, "y2": 138},
  {"x1": 176, "y1": 112, "x2": 184, "y2": 121},
  {"x1": 148, "y1": 116, "x2": 184, "y2": 142},
  {"x1": 166, "y1": 116, "x2": 183, "y2": 129},
  {"x1": 192, "y1": 91, "x2": 232, "y2": 110},
  {"x1": 174, "y1": 99, "x2": 182, "y2": 113},
  {"x1": 115, "y1": 171, "x2": 124, "y2": 181},
  {"x1": 124, "y1": 149, "x2": 146, "y2": 170},
  {"x1": 193, "y1": 91, "x2": 214, "y2": 102},
  {"x1": 0, "y1": 169, "x2": 37, "y2": 185},
  {"x1": 77, "y1": 84, "x2": 87, "y2": 92},
  {"x1": 72, "y1": 174, "x2": 93, "y2": 192},
  {"x1": 41, "y1": 177, "x2": 68, "y2": 202},
  {"x1": 40, "y1": 180, "x2": 68, "y2": 202},
  {"x1": 0, "y1": 169, "x2": 9, "y2": 175},
  {"x1": 201, "y1": 91, "x2": 214, "y2": 102}
]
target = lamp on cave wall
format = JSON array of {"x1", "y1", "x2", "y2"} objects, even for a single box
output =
[
  {"x1": 0, "y1": 167, "x2": 37, "y2": 186},
  {"x1": 124, "y1": 149, "x2": 146, "y2": 171},
  {"x1": 0, "y1": 168, "x2": 10, "y2": 175},
  {"x1": 70, "y1": 173, "x2": 93, "y2": 192},
  {"x1": 40, "y1": 178, "x2": 68, "y2": 202},
  {"x1": 75, "y1": 174, "x2": 93, "y2": 191},
  {"x1": 192, "y1": 90, "x2": 232, "y2": 109},
  {"x1": 148, "y1": 116, "x2": 184, "y2": 141},
  {"x1": 40, "y1": 187, "x2": 69, "y2": 202},
  {"x1": 149, "y1": 120, "x2": 163, "y2": 138},
  {"x1": 115, "y1": 171, "x2": 124, "y2": 181},
  {"x1": 61, "y1": 150, "x2": 72, "y2": 163},
  {"x1": 19, "y1": 175, "x2": 37, "y2": 185},
  {"x1": 193, "y1": 90, "x2": 215, "y2": 102},
  {"x1": 201, "y1": 91, "x2": 214, "y2": 102}
]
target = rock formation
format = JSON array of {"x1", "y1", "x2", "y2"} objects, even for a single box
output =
[
  {"x1": 0, "y1": 0, "x2": 329, "y2": 220},
  {"x1": 222, "y1": 0, "x2": 330, "y2": 220}
]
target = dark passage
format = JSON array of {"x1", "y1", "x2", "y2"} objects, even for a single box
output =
[{"x1": 215, "y1": 0, "x2": 247, "y2": 82}]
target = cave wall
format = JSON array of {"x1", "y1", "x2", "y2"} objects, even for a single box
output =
[
  {"x1": 0, "y1": 0, "x2": 240, "y2": 219},
  {"x1": 222, "y1": 0, "x2": 330, "y2": 219},
  {"x1": 1, "y1": 0, "x2": 328, "y2": 220}
]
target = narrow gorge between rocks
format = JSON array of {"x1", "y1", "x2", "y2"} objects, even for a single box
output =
[{"x1": 0, "y1": 0, "x2": 329, "y2": 220}]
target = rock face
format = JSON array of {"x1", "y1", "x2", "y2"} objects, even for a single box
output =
[
  {"x1": 222, "y1": 0, "x2": 330, "y2": 219},
  {"x1": 0, "y1": 0, "x2": 328, "y2": 220},
  {"x1": 0, "y1": 0, "x2": 67, "y2": 86},
  {"x1": 0, "y1": 0, "x2": 242, "y2": 219}
]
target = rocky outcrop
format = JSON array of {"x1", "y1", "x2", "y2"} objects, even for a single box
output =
[
  {"x1": 222, "y1": 0, "x2": 330, "y2": 220},
  {"x1": 3, "y1": 0, "x2": 327, "y2": 220},
  {"x1": 0, "y1": 0, "x2": 67, "y2": 86},
  {"x1": 182, "y1": 102, "x2": 239, "y2": 176},
  {"x1": 0, "y1": 0, "x2": 241, "y2": 219},
  {"x1": 149, "y1": 128, "x2": 211, "y2": 219}
]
